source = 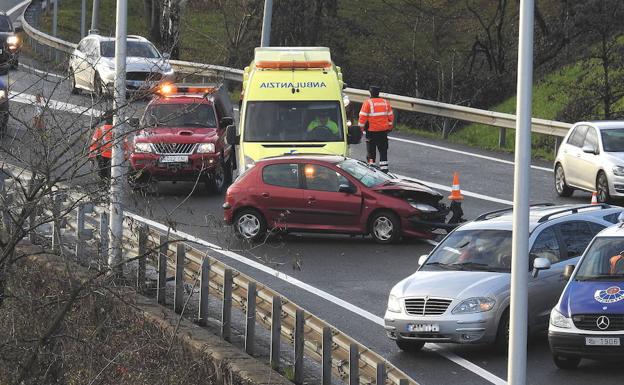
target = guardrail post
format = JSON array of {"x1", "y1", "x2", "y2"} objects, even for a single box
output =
[
  {"x1": 174, "y1": 243, "x2": 185, "y2": 314},
  {"x1": 322, "y1": 326, "x2": 332, "y2": 385},
  {"x1": 245, "y1": 281, "x2": 256, "y2": 355},
  {"x1": 349, "y1": 343, "x2": 359, "y2": 385},
  {"x1": 270, "y1": 295, "x2": 282, "y2": 370},
  {"x1": 376, "y1": 363, "x2": 386, "y2": 385},
  {"x1": 221, "y1": 268, "x2": 233, "y2": 341},
  {"x1": 136, "y1": 224, "x2": 147, "y2": 292},
  {"x1": 1, "y1": 192, "x2": 12, "y2": 238},
  {"x1": 75, "y1": 204, "x2": 85, "y2": 260},
  {"x1": 498, "y1": 127, "x2": 507, "y2": 147},
  {"x1": 157, "y1": 235, "x2": 167, "y2": 305},
  {"x1": 197, "y1": 257, "x2": 210, "y2": 326},
  {"x1": 51, "y1": 193, "x2": 65, "y2": 254},
  {"x1": 294, "y1": 309, "x2": 304, "y2": 385},
  {"x1": 99, "y1": 212, "x2": 109, "y2": 260}
]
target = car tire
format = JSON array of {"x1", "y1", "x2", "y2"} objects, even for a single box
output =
[
  {"x1": 207, "y1": 157, "x2": 232, "y2": 194},
  {"x1": 369, "y1": 210, "x2": 401, "y2": 244},
  {"x1": 233, "y1": 208, "x2": 267, "y2": 242},
  {"x1": 93, "y1": 73, "x2": 105, "y2": 99},
  {"x1": 554, "y1": 164, "x2": 573, "y2": 197},
  {"x1": 10, "y1": 58, "x2": 18, "y2": 70},
  {"x1": 396, "y1": 339, "x2": 425, "y2": 352},
  {"x1": 69, "y1": 68, "x2": 80, "y2": 94},
  {"x1": 596, "y1": 171, "x2": 611, "y2": 203},
  {"x1": 552, "y1": 354, "x2": 581, "y2": 370},
  {"x1": 495, "y1": 310, "x2": 510, "y2": 353}
]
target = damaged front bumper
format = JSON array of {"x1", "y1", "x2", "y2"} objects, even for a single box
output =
[{"x1": 408, "y1": 200, "x2": 465, "y2": 232}]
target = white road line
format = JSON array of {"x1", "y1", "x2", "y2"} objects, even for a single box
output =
[
  {"x1": 7, "y1": 0, "x2": 31, "y2": 17},
  {"x1": 125, "y1": 210, "x2": 506, "y2": 385},
  {"x1": 9, "y1": 91, "x2": 103, "y2": 116},
  {"x1": 389, "y1": 135, "x2": 553, "y2": 173}
]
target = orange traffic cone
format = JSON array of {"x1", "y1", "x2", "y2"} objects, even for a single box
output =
[
  {"x1": 591, "y1": 191, "x2": 598, "y2": 205},
  {"x1": 448, "y1": 172, "x2": 464, "y2": 201}
]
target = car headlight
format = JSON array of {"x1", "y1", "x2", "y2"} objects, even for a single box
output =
[
  {"x1": 7, "y1": 35, "x2": 18, "y2": 46},
  {"x1": 0, "y1": 90, "x2": 6, "y2": 99},
  {"x1": 550, "y1": 308, "x2": 571, "y2": 329},
  {"x1": 134, "y1": 142, "x2": 152, "y2": 153},
  {"x1": 409, "y1": 202, "x2": 438, "y2": 213},
  {"x1": 387, "y1": 294, "x2": 402, "y2": 313},
  {"x1": 243, "y1": 155, "x2": 255, "y2": 170},
  {"x1": 452, "y1": 297, "x2": 496, "y2": 314},
  {"x1": 196, "y1": 143, "x2": 215, "y2": 153},
  {"x1": 163, "y1": 67, "x2": 174, "y2": 76},
  {"x1": 613, "y1": 166, "x2": 624, "y2": 176}
]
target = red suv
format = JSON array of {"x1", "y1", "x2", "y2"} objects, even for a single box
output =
[
  {"x1": 223, "y1": 155, "x2": 460, "y2": 243},
  {"x1": 129, "y1": 84, "x2": 235, "y2": 193}
]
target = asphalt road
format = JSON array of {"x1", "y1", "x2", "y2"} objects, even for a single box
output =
[{"x1": 3, "y1": 2, "x2": 623, "y2": 384}]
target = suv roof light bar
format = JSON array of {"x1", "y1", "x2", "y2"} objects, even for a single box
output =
[
  {"x1": 474, "y1": 203, "x2": 555, "y2": 222},
  {"x1": 537, "y1": 204, "x2": 611, "y2": 223}
]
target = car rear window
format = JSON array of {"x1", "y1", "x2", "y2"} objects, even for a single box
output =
[{"x1": 262, "y1": 164, "x2": 299, "y2": 188}]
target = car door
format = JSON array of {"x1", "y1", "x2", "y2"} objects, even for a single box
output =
[
  {"x1": 257, "y1": 163, "x2": 306, "y2": 228},
  {"x1": 83, "y1": 39, "x2": 98, "y2": 89},
  {"x1": 301, "y1": 163, "x2": 363, "y2": 230},
  {"x1": 576, "y1": 126, "x2": 601, "y2": 190},
  {"x1": 72, "y1": 39, "x2": 89, "y2": 87},
  {"x1": 561, "y1": 125, "x2": 588, "y2": 186}
]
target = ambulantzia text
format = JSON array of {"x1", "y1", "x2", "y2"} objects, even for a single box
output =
[{"x1": 259, "y1": 81, "x2": 327, "y2": 89}]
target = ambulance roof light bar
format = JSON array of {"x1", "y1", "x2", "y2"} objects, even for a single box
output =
[{"x1": 255, "y1": 60, "x2": 332, "y2": 69}]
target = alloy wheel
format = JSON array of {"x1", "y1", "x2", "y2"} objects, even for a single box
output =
[
  {"x1": 373, "y1": 216, "x2": 394, "y2": 241},
  {"x1": 597, "y1": 173, "x2": 609, "y2": 203},
  {"x1": 237, "y1": 214, "x2": 260, "y2": 239}
]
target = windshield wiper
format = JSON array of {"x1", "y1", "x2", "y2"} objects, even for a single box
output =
[
  {"x1": 423, "y1": 262, "x2": 457, "y2": 270},
  {"x1": 576, "y1": 274, "x2": 624, "y2": 281},
  {"x1": 181, "y1": 122, "x2": 207, "y2": 127},
  {"x1": 451, "y1": 262, "x2": 501, "y2": 272}
]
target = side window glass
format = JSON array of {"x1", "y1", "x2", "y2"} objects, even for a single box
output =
[
  {"x1": 304, "y1": 164, "x2": 344, "y2": 192},
  {"x1": 530, "y1": 228, "x2": 561, "y2": 265},
  {"x1": 603, "y1": 212, "x2": 621, "y2": 224},
  {"x1": 262, "y1": 164, "x2": 299, "y2": 189},
  {"x1": 567, "y1": 125, "x2": 588, "y2": 147},
  {"x1": 589, "y1": 222, "x2": 605, "y2": 234},
  {"x1": 584, "y1": 127, "x2": 598, "y2": 150},
  {"x1": 559, "y1": 221, "x2": 598, "y2": 259}
]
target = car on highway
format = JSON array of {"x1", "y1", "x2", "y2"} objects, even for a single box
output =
[
  {"x1": 68, "y1": 33, "x2": 174, "y2": 97},
  {"x1": 128, "y1": 83, "x2": 235, "y2": 193},
  {"x1": 549, "y1": 220, "x2": 624, "y2": 369},
  {"x1": 0, "y1": 12, "x2": 21, "y2": 73},
  {"x1": 384, "y1": 204, "x2": 624, "y2": 352},
  {"x1": 223, "y1": 155, "x2": 459, "y2": 243},
  {"x1": 555, "y1": 121, "x2": 624, "y2": 203}
]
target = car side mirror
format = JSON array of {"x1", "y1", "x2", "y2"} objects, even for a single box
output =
[
  {"x1": 14, "y1": 25, "x2": 23, "y2": 33},
  {"x1": 226, "y1": 124, "x2": 239, "y2": 145},
  {"x1": 162, "y1": 52, "x2": 171, "y2": 59},
  {"x1": 338, "y1": 183, "x2": 355, "y2": 194},
  {"x1": 532, "y1": 257, "x2": 551, "y2": 278},
  {"x1": 220, "y1": 116, "x2": 234, "y2": 129},
  {"x1": 128, "y1": 117, "x2": 140, "y2": 128},
  {"x1": 347, "y1": 125, "x2": 362, "y2": 144},
  {"x1": 563, "y1": 264, "x2": 575, "y2": 280},
  {"x1": 582, "y1": 145, "x2": 598, "y2": 155},
  {"x1": 418, "y1": 254, "x2": 428, "y2": 266}
]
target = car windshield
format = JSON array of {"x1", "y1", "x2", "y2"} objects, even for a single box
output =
[
  {"x1": 243, "y1": 101, "x2": 343, "y2": 142},
  {"x1": 421, "y1": 230, "x2": 513, "y2": 272},
  {"x1": 101, "y1": 41, "x2": 161, "y2": 58},
  {"x1": 142, "y1": 103, "x2": 217, "y2": 128},
  {"x1": 575, "y1": 237, "x2": 624, "y2": 281},
  {"x1": 337, "y1": 158, "x2": 392, "y2": 187},
  {"x1": 600, "y1": 129, "x2": 624, "y2": 152},
  {"x1": 0, "y1": 16, "x2": 12, "y2": 32}
]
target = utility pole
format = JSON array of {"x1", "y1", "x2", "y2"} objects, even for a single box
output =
[
  {"x1": 108, "y1": 0, "x2": 128, "y2": 272},
  {"x1": 91, "y1": 0, "x2": 100, "y2": 31},
  {"x1": 80, "y1": 0, "x2": 86, "y2": 37},
  {"x1": 260, "y1": 0, "x2": 273, "y2": 47},
  {"x1": 508, "y1": 0, "x2": 534, "y2": 384},
  {"x1": 52, "y1": 0, "x2": 58, "y2": 36}
]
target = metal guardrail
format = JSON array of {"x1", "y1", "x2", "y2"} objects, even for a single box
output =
[
  {"x1": 19, "y1": 6, "x2": 572, "y2": 142},
  {"x1": 0, "y1": 165, "x2": 418, "y2": 385}
]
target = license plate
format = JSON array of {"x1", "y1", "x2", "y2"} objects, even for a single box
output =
[
  {"x1": 407, "y1": 323, "x2": 439, "y2": 332},
  {"x1": 160, "y1": 155, "x2": 188, "y2": 163},
  {"x1": 585, "y1": 337, "x2": 620, "y2": 346}
]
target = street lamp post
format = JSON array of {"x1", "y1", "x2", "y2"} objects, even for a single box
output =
[{"x1": 260, "y1": 0, "x2": 273, "y2": 47}]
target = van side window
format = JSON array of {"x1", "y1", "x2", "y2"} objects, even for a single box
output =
[
  {"x1": 262, "y1": 164, "x2": 300, "y2": 189},
  {"x1": 567, "y1": 125, "x2": 588, "y2": 147},
  {"x1": 530, "y1": 228, "x2": 561, "y2": 264},
  {"x1": 559, "y1": 221, "x2": 602, "y2": 259}
]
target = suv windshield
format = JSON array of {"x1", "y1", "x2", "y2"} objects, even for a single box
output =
[
  {"x1": 243, "y1": 101, "x2": 343, "y2": 142},
  {"x1": 575, "y1": 237, "x2": 624, "y2": 281},
  {"x1": 337, "y1": 158, "x2": 391, "y2": 187},
  {"x1": 142, "y1": 103, "x2": 217, "y2": 128},
  {"x1": 421, "y1": 230, "x2": 513, "y2": 272},
  {"x1": 601, "y1": 129, "x2": 624, "y2": 152},
  {"x1": 101, "y1": 41, "x2": 161, "y2": 58},
  {"x1": 0, "y1": 16, "x2": 12, "y2": 32}
]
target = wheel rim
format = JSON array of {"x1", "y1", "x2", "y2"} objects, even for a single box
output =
[
  {"x1": 214, "y1": 162, "x2": 225, "y2": 189},
  {"x1": 373, "y1": 216, "x2": 394, "y2": 241},
  {"x1": 237, "y1": 214, "x2": 260, "y2": 239},
  {"x1": 555, "y1": 166, "x2": 566, "y2": 193},
  {"x1": 597, "y1": 174, "x2": 609, "y2": 202}
]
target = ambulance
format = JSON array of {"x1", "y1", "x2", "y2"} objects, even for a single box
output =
[{"x1": 226, "y1": 47, "x2": 361, "y2": 171}]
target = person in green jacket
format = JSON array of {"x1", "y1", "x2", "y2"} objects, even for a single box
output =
[{"x1": 307, "y1": 111, "x2": 339, "y2": 138}]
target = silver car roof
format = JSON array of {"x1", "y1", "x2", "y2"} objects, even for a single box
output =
[{"x1": 575, "y1": 121, "x2": 624, "y2": 130}]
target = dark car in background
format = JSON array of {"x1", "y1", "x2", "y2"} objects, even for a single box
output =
[{"x1": 0, "y1": 12, "x2": 21, "y2": 73}]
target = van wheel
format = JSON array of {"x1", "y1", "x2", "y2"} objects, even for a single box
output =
[
  {"x1": 494, "y1": 310, "x2": 509, "y2": 354},
  {"x1": 234, "y1": 208, "x2": 267, "y2": 242},
  {"x1": 396, "y1": 339, "x2": 425, "y2": 352},
  {"x1": 553, "y1": 354, "x2": 581, "y2": 370},
  {"x1": 369, "y1": 211, "x2": 400, "y2": 244}
]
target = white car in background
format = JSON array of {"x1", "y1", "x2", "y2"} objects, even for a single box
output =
[
  {"x1": 68, "y1": 33, "x2": 174, "y2": 97},
  {"x1": 554, "y1": 121, "x2": 624, "y2": 203}
]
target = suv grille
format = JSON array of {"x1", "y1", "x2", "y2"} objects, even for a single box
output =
[
  {"x1": 573, "y1": 314, "x2": 624, "y2": 331},
  {"x1": 404, "y1": 297, "x2": 452, "y2": 316},
  {"x1": 127, "y1": 72, "x2": 163, "y2": 81},
  {"x1": 153, "y1": 143, "x2": 195, "y2": 154}
]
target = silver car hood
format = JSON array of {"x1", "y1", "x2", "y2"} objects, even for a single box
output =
[
  {"x1": 98, "y1": 56, "x2": 171, "y2": 73},
  {"x1": 601, "y1": 152, "x2": 624, "y2": 166},
  {"x1": 392, "y1": 270, "x2": 510, "y2": 300}
]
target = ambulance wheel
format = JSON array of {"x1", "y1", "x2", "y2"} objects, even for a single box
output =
[
  {"x1": 395, "y1": 339, "x2": 424, "y2": 352},
  {"x1": 552, "y1": 354, "x2": 580, "y2": 370}
]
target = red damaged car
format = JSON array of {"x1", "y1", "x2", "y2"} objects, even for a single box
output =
[{"x1": 223, "y1": 155, "x2": 463, "y2": 243}]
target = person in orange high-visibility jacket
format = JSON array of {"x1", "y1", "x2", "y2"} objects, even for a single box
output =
[
  {"x1": 88, "y1": 116, "x2": 114, "y2": 179},
  {"x1": 610, "y1": 252, "x2": 624, "y2": 275},
  {"x1": 358, "y1": 85, "x2": 394, "y2": 172}
]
